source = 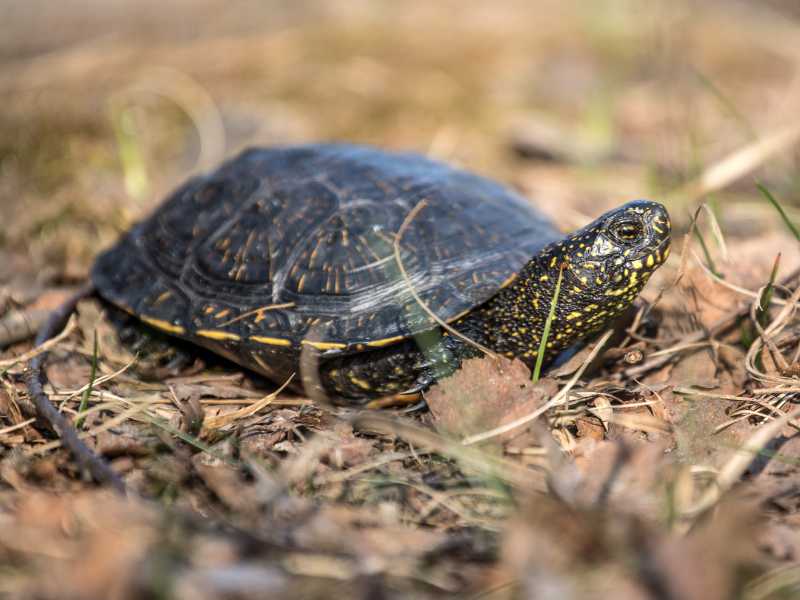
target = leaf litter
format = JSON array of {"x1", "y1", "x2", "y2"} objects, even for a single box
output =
[{"x1": 4, "y1": 1, "x2": 800, "y2": 598}]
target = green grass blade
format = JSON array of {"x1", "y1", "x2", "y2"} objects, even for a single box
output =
[
  {"x1": 758, "y1": 182, "x2": 800, "y2": 242},
  {"x1": 757, "y1": 253, "x2": 780, "y2": 329},
  {"x1": 532, "y1": 264, "x2": 564, "y2": 383},
  {"x1": 146, "y1": 413, "x2": 239, "y2": 467},
  {"x1": 75, "y1": 330, "x2": 98, "y2": 429}
]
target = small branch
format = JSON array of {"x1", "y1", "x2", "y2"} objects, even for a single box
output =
[{"x1": 24, "y1": 284, "x2": 126, "y2": 494}]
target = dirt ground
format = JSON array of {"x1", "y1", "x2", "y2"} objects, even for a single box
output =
[{"x1": 3, "y1": 1, "x2": 800, "y2": 598}]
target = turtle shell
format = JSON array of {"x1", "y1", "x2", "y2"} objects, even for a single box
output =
[{"x1": 92, "y1": 144, "x2": 560, "y2": 381}]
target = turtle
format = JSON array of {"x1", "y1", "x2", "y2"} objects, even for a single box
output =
[{"x1": 87, "y1": 143, "x2": 671, "y2": 402}]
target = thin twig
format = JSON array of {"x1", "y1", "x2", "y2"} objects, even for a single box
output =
[
  {"x1": 394, "y1": 199, "x2": 500, "y2": 359},
  {"x1": 0, "y1": 316, "x2": 78, "y2": 369},
  {"x1": 24, "y1": 284, "x2": 126, "y2": 494}
]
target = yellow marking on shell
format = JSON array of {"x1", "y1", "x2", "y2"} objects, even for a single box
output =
[
  {"x1": 652, "y1": 224, "x2": 664, "y2": 234},
  {"x1": 631, "y1": 259, "x2": 643, "y2": 270},
  {"x1": 297, "y1": 273, "x2": 307, "y2": 293},
  {"x1": 309, "y1": 244, "x2": 322, "y2": 266},
  {"x1": 250, "y1": 335, "x2": 292, "y2": 347},
  {"x1": 539, "y1": 275, "x2": 549, "y2": 282},
  {"x1": 301, "y1": 340, "x2": 347, "y2": 351},
  {"x1": 141, "y1": 316, "x2": 185, "y2": 335},
  {"x1": 350, "y1": 376, "x2": 372, "y2": 390},
  {"x1": 500, "y1": 273, "x2": 518, "y2": 288},
  {"x1": 366, "y1": 335, "x2": 406, "y2": 348},
  {"x1": 549, "y1": 256, "x2": 558, "y2": 268},
  {"x1": 197, "y1": 329, "x2": 240, "y2": 341},
  {"x1": 152, "y1": 291, "x2": 172, "y2": 306},
  {"x1": 663, "y1": 246, "x2": 671, "y2": 260},
  {"x1": 215, "y1": 309, "x2": 231, "y2": 319},
  {"x1": 204, "y1": 306, "x2": 215, "y2": 314},
  {"x1": 566, "y1": 311, "x2": 582, "y2": 320},
  {"x1": 646, "y1": 254, "x2": 655, "y2": 267}
]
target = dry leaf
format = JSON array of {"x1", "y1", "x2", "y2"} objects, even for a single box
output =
[{"x1": 425, "y1": 357, "x2": 556, "y2": 444}]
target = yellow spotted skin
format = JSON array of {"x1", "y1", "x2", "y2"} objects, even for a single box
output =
[{"x1": 91, "y1": 144, "x2": 670, "y2": 403}]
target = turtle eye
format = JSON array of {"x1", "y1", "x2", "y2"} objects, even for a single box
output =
[{"x1": 610, "y1": 220, "x2": 643, "y2": 243}]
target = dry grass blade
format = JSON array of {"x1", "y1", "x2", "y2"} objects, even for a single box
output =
[
  {"x1": 201, "y1": 374, "x2": 294, "y2": 432},
  {"x1": 744, "y1": 564, "x2": 800, "y2": 600},
  {"x1": 700, "y1": 202, "x2": 729, "y2": 262},
  {"x1": 59, "y1": 357, "x2": 137, "y2": 404},
  {"x1": 394, "y1": 199, "x2": 500, "y2": 360},
  {"x1": 0, "y1": 315, "x2": 78, "y2": 369},
  {"x1": 744, "y1": 283, "x2": 800, "y2": 384},
  {"x1": 687, "y1": 405, "x2": 800, "y2": 517},
  {"x1": 692, "y1": 249, "x2": 791, "y2": 307},
  {"x1": 674, "y1": 120, "x2": 800, "y2": 202},
  {"x1": 0, "y1": 417, "x2": 36, "y2": 436},
  {"x1": 461, "y1": 329, "x2": 613, "y2": 445},
  {"x1": 215, "y1": 302, "x2": 296, "y2": 328},
  {"x1": 622, "y1": 266, "x2": 800, "y2": 378},
  {"x1": 26, "y1": 395, "x2": 158, "y2": 456},
  {"x1": 353, "y1": 412, "x2": 546, "y2": 494}
]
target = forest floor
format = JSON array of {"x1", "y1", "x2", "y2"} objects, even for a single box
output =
[{"x1": 3, "y1": 1, "x2": 800, "y2": 598}]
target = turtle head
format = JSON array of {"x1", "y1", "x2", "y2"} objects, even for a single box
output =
[
  {"x1": 456, "y1": 199, "x2": 670, "y2": 368},
  {"x1": 528, "y1": 199, "x2": 671, "y2": 344},
  {"x1": 560, "y1": 199, "x2": 671, "y2": 299}
]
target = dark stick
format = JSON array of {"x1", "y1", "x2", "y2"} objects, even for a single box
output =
[{"x1": 24, "y1": 283, "x2": 126, "y2": 494}]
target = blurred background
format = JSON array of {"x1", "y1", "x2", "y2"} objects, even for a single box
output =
[{"x1": 2, "y1": 0, "x2": 800, "y2": 286}]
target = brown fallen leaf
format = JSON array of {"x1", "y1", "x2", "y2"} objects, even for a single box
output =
[{"x1": 425, "y1": 357, "x2": 556, "y2": 445}]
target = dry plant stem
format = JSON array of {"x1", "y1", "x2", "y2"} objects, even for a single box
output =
[
  {"x1": 216, "y1": 302, "x2": 296, "y2": 328},
  {"x1": 0, "y1": 316, "x2": 78, "y2": 369},
  {"x1": 461, "y1": 329, "x2": 614, "y2": 446},
  {"x1": 672, "y1": 119, "x2": 800, "y2": 203},
  {"x1": 394, "y1": 199, "x2": 500, "y2": 360},
  {"x1": 744, "y1": 283, "x2": 800, "y2": 385},
  {"x1": 24, "y1": 284, "x2": 126, "y2": 494},
  {"x1": 624, "y1": 266, "x2": 800, "y2": 378},
  {"x1": 27, "y1": 397, "x2": 155, "y2": 456},
  {"x1": 693, "y1": 250, "x2": 794, "y2": 307}
]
